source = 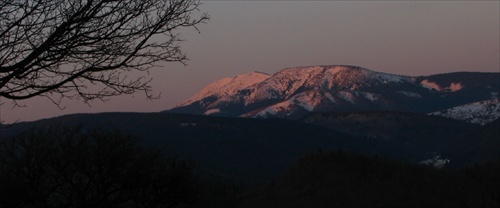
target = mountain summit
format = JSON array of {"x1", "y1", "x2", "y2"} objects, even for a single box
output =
[
  {"x1": 169, "y1": 65, "x2": 499, "y2": 120},
  {"x1": 179, "y1": 71, "x2": 270, "y2": 108}
]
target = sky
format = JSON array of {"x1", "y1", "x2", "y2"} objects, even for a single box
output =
[{"x1": 1, "y1": 1, "x2": 499, "y2": 124}]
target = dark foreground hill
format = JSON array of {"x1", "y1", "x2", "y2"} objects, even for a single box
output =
[
  {"x1": 240, "y1": 151, "x2": 500, "y2": 208},
  {"x1": 301, "y1": 111, "x2": 484, "y2": 164},
  {"x1": 3, "y1": 125, "x2": 498, "y2": 208},
  {"x1": 0, "y1": 112, "x2": 372, "y2": 183},
  {"x1": 445, "y1": 119, "x2": 500, "y2": 167},
  {"x1": 1, "y1": 112, "x2": 497, "y2": 184}
]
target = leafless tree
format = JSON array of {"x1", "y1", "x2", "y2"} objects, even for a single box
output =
[{"x1": 0, "y1": 0, "x2": 208, "y2": 106}]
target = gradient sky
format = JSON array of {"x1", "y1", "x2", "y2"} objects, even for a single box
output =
[{"x1": 1, "y1": 1, "x2": 499, "y2": 123}]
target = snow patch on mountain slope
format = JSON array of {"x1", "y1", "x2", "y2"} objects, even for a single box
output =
[
  {"x1": 448, "y1": 83, "x2": 463, "y2": 92},
  {"x1": 178, "y1": 72, "x2": 270, "y2": 106},
  {"x1": 361, "y1": 92, "x2": 379, "y2": 102},
  {"x1": 204, "y1": 109, "x2": 221, "y2": 115},
  {"x1": 251, "y1": 91, "x2": 323, "y2": 118},
  {"x1": 253, "y1": 101, "x2": 291, "y2": 118},
  {"x1": 376, "y1": 72, "x2": 408, "y2": 83},
  {"x1": 397, "y1": 91, "x2": 422, "y2": 98},
  {"x1": 420, "y1": 80, "x2": 441, "y2": 91},
  {"x1": 338, "y1": 91, "x2": 355, "y2": 103},
  {"x1": 420, "y1": 80, "x2": 463, "y2": 92},
  {"x1": 291, "y1": 91, "x2": 322, "y2": 112},
  {"x1": 324, "y1": 92, "x2": 336, "y2": 103},
  {"x1": 419, "y1": 155, "x2": 450, "y2": 168},
  {"x1": 429, "y1": 99, "x2": 500, "y2": 125}
]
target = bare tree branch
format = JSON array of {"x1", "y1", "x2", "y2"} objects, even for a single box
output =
[{"x1": 0, "y1": 0, "x2": 209, "y2": 105}]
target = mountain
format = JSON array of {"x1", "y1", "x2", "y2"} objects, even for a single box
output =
[
  {"x1": 177, "y1": 71, "x2": 271, "y2": 116},
  {"x1": 429, "y1": 98, "x2": 500, "y2": 125},
  {"x1": 300, "y1": 111, "x2": 480, "y2": 163},
  {"x1": 170, "y1": 65, "x2": 499, "y2": 120}
]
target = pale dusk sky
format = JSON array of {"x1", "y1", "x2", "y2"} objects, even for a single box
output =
[{"x1": 1, "y1": 1, "x2": 499, "y2": 123}]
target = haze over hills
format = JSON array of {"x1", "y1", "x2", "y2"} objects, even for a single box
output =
[{"x1": 169, "y1": 65, "x2": 500, "y2": 123}]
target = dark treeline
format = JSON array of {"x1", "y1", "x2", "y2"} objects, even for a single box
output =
[
  {"x1": 239, "y1": 151, "x2": 500, "y2": 208},
  {"x1": 1, "y1": 126, "x2": 499, "y2": 208},
  {"x1": 0, "y1": 126, "x2": 198, "y2": 208}
]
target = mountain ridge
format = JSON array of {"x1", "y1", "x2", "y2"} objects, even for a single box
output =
[{"x1": 170, "y1": 65, "x2": 499, "y2": 123}]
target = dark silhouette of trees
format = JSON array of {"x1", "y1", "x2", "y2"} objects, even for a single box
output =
[
  {"x1": 0, "y1": 0, "x2": 208, "y2": 105},
  {"x1": 0, "y1": 126, "x2": 199, "y2": 208},
  {"x1": 240, "y1": 151, "x2": 500, "y2": 208}
]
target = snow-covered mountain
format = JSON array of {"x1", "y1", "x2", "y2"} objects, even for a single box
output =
[
  {"x1": 169, "y1": 65, "x2": 500, "y2": 120},
  {"x1": 179, "y1": 71, "x2": 270, "y2": 115},
  {"x1": 429, "y1": 98, "x2": 500, "y2": 125}
]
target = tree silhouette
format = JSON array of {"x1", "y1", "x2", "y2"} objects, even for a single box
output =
[
  {"x1": 0, "y1": 0, "x2": 208, "y2": 105},
  {"x1": 0, "y1": 126, "x2": 199, "y2": 208}
]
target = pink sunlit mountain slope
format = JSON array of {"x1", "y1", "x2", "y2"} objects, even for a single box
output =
[
  {"x1": 178, "y1": 71, "x2": 270, "y2": 115},
  {"x1": 169, "y1": 65, "x2": 500, "y2": 122}
]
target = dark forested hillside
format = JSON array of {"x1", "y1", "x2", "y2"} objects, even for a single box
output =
[
  {"x1": 2, "y1": 112, "x2": 499, "y2": 207},
  {"x1": 1, "y1": 112, "x2": 497, "y2": 183},
  {"x1": 0, "y1": 112, "x2": 371, "y2": 183},
  {"x1": 301, "y1": 111, "x2": 480, "y2": 163},
  {"x1": 240, "y1": 151, "x2": 500, "y2": 208},
  {"x1": 445, "y1": 119, "x2": 500, "y2": 167}
]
